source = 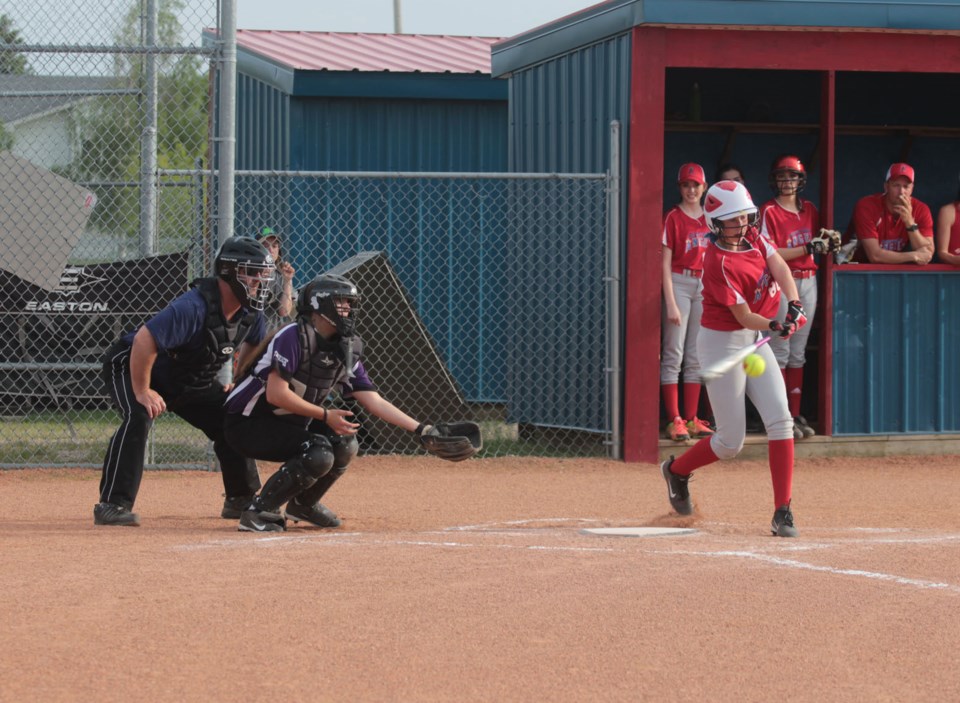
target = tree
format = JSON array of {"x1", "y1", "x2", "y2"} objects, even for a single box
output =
[
  {"x1": 0, "y1": 13, "x2": 30, "y2": 75},
  {"x1": 66, "y1": 0, "x2": 209, "y2": 251}
]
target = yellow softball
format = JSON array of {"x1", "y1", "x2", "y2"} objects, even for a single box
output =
[{"x1": 742, "y1": 353, "x2": 765, "y2": 377}]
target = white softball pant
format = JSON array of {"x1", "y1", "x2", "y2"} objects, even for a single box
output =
[
  {"x1": 697, "y1": 327, "x2": 794, "y2": 459},
  {"x1": 660, "y1": 273, "x2": 703, "y2": 383},
  {"x1": 768, "y1": 276, "x2": 817, "y2": 369}
]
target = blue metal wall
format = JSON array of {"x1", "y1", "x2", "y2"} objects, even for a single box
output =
[
  {"x1": 505, "y1": 33, "x2": 632, "y2": 433},
  {"x1": 832, "y1": 269, "x2": 960, "y2": 434},
  {"x1": 236, "y1": 74, "x2": 290, "y2": 171},
  {"x1": 289, "y1": 98, "x2": 508, "y2": 172}
]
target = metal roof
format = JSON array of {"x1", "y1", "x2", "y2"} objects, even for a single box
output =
[
  {"x1": 235, "y1": 30, "x2": 502, "y2": 74},
  {"x1": 0, "y1": 75, "x2": 118, "y2": 124},
  {"x1": 493, "y1": 0, "x2": 960, "y2": 76}
]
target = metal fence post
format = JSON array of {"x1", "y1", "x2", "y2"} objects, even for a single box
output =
[
  {"x1": 607, "y1": 120, "x2": 623, "y2": 460},
  {"x1": 216, "y1": 0, "x2": 237, "y2": 246},
  {"x1": 139, "y1": 0, "x2": 159, "y2": 257}
]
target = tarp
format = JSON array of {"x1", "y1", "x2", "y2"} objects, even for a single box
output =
[{"x1": 0, "y1": 151, "x2": 97, "y2": 291}]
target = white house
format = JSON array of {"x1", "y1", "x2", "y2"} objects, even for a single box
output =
[{"x1": 0, "y1": 75, "x2": 117, "y2": 170}]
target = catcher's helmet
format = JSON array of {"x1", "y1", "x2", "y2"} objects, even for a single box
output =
[
  {"x1": 704, "y1": 180, "x2": 758, "y2": 237},
  {"x1": 297, "y1": 273, "x2": 361, "y2": 337},
  {"x1": 214, "y1": 236, "x2": 275, "y2": 311},
  {"x1": 768, "y1": 154, "x2": 807, "y2": 195}
]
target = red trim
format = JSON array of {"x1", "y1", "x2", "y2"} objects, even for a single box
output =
[
  {"x1": 819, "y1": 71, "x2": 835, "y2": 437},
  {"x1": 835, "y1": 263, "x2": 959, "y2": 272},
  {"x1": 623, "y1": 27, "x2": 666, "y2": 463},
  {"x1": 661, "y1": 28, "x2": 960, "y2": 73}
]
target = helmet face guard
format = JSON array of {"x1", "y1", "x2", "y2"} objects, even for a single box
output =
[
  {"x1": 768, "y1": 155, "x2": 807, "y2": 196},
  {"x1": 298, "y1": 273, "x2": 361, "y2": 337},
  {"x1": 215, "y1": 237, "x2": 275, "y2": 311}
]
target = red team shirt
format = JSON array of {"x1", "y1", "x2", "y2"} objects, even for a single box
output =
[
  {"x1": 947, "y1": 203, "x2": 960, "y2": 257},
  {"x1": 758, "y1": 199, "x2": 820, "y2": 273},
  {"x1": 701, "y1": 230, "x2": 781, "y2": 332},
  {"x1": 851, "y1": 193, "x2": 934, "y2": 258},
  {"x1": 662, "y1": 207, "x2": 711, "y2": 273}
]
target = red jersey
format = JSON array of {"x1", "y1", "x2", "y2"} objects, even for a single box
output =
[
  {"x1": 701, "y1": 230, "x2": 781, "y2": 332},
  {"x1": 947, "y1": 203, "x2": 960, "y2": 257},
  {"x1": 759, "y1": 199, "x2": 820, "y2": 273},
  {"x1": 662, "y1": 206, "x2": 711, "y2": 273},
  {"x1": 851, "y1": 193, "x2": 934, "y2": 259}
]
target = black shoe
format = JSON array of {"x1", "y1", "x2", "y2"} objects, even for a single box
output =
[
  {"x1": 771, "y1": 502, "x2": 799, "y2": 537},
  {"x1": 221, "y1": 495, "x2": 254, "y2": 519},
  {"x1": 660, "y1": 456, "x2": 692, "y2": 516},
  {"x1": 795, "y1": 415, "x2": 816, "y2": 439},
  {"x1": 94, "y1": 502, "x2": 140, "y2": 527},
  {"x1": 286, "y1": 499, "x2": 341, "y2": 528},
  {"x1": 238, "y1": 509, "x2": 286, "y2": 533}
]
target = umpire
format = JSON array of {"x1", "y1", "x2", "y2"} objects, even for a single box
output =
[{"x1": 94, "y1": 236, "x2": 274, "y2": 526}]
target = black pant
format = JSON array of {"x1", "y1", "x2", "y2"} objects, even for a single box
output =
[
  {"x1": 98, "y1": 343, "x2": 261, "y2": 510},
  {"x1": 224, "y1": 413, "x2": 355, "y2": 506},
  {"x1": 223, "y1": 413, "x2": 333, "y2": 463}
]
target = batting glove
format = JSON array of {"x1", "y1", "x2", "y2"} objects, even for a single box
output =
[{"x1": 785, "y1": 300, "x2": 807, "y2": 330}]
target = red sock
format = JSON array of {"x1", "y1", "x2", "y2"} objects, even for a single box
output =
[
  {"x1": 683, "y1": 383, "x2": 702, "y2": 421},
  {"x1": 768, "y1": 438, "x2": 794, "y2": 508},
  {"x1": 786, "y1": 366, "x2": 804, "y2": 417},
  {"x1": 661, "y1": 383, "x2": 680, "y2": 420},
  {"x1": 671, "y1": 436, "x2": 718, "y2": 476}
]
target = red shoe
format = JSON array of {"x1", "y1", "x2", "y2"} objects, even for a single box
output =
[
  {"x1": 687, "y1": 417, "x2": 714, "y2": 438},
  {"x1": 667, "y1": 416, "x2": 690, "y2": 441}
]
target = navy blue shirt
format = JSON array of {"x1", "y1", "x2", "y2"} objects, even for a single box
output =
[{"x1": 120, "y1": 287, "x2": 266, "y2": 392}]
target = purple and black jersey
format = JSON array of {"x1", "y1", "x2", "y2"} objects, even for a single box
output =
[
  {"x1": 225, "y1": 322, "x2": 375, "y2": 421},
  {"x1": 119, "y1": 287, "x2": 265, "y2": 392}
]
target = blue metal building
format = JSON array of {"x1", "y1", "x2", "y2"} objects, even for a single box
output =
[{"x1": 492, "y1": 0, "x2": 960, "y2": 461}]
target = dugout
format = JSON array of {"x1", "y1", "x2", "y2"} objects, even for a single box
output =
[{"x1": 492, "y1": 0, "x2": 960, "y2": 462}]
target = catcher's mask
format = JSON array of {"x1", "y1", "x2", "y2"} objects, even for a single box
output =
[
  {"x1": 768, "y1": 154, "x2": 807, "y2": 196},
  {"x1": 704, "y1": 180, "x2": 758, "y2": 245},
  {"x1": 215, "y1": 236, "x2": 275, "y2": 311},
  {"x1": 297, "y1": 273, "x2": 361, "y2": 337}
]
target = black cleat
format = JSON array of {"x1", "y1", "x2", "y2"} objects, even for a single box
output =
[
  {"x1": 660, "y1": 456, "x2": 692, "y2": 516},
  {"x1": 94, "y1": 502, "x2": 140, "y2": 527},
  {"x1": 771, "y1": 502, "x2": 799, "y2": 538},
  {"x1": 238, "y1": 509, "x2": 286, "y2": 533},
  {"x1": 286, "y1": 499, "x2": 341, "y2": 528},
  {"x1": 794, "y1": 415, "x2": 816, "y2": 439},
  {"x1": 221, "y1": 495, "x2": 254, "y2": 519}
]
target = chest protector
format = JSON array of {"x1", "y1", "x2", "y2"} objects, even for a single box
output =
[
  {"x1": 167, "y1": 278, "x2": 257, "y2": 394},
  {"x1": 286, "y1": 319, "x2": 363, "y2": 411}
]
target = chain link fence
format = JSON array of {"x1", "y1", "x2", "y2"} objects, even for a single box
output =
[{"x1": 1, "y1": 1, "x2": 614, "y2": 468}]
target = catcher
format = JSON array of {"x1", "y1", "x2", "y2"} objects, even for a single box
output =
[{"x1": 223, "y1": 272, "x2": 481, "y2": 533}]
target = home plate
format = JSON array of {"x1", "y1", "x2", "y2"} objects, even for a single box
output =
[{"x1": 580, "y1": 527, "x2": 697, "y2": 537}]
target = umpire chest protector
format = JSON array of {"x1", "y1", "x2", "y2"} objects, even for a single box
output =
[
  {"x1": 168, "y1": 278, "x2": 256, "y2": 393},
  {"x1": 289, "y1": 319, "x2": 363, "y2": 408}
]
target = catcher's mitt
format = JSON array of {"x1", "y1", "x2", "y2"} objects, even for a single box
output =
[{"x1": 417, "y1": 421, "x2": 482, "y2": 462}]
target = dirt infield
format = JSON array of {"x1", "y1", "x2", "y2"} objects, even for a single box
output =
[{"x1": 2, "y1": 455, "x2": 959, "y2": 702}]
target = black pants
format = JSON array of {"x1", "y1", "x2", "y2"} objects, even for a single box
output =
[
  {"x1": 224, "y1": 413, "x2": 356, "y2": 504},
  {"x1": 98, "y1": 343, "x2": 261, "y2": 510}
]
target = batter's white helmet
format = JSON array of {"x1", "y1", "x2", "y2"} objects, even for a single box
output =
[{"x1": 703, "y1": 180, "x2": 758, "y2": 234}]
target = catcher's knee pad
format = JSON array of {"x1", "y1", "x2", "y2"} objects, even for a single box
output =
[
  {"x1": 331, "y1": 434, "x2": 358, "y2": 469},
  {"x1": 291, "y1": 434, "x2": 335, "y2": 480}
]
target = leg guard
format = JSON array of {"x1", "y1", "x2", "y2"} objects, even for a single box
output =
[
  {"x1": 297, "y1": 435, "x2": 357, "y2": 505},
  {"x1": 255, "y1": 435, "x2": 334, "y2": 511}
]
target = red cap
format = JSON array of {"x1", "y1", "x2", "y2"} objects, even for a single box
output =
[
  {"x1": 677, "y1": 163, "x2": 706, "y2": 185},
  {"x1": 885, "y1": 163, "x2": 914, "y2": 183}
]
